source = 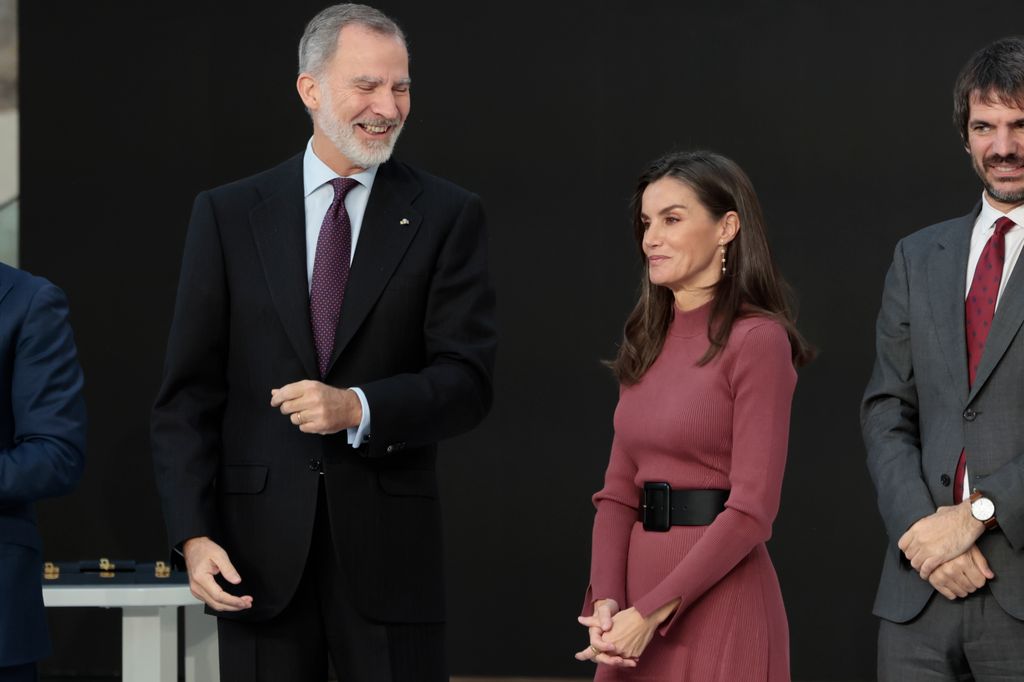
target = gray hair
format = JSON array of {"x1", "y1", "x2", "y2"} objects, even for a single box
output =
[{"x1": 298, "y1": 4, "x2": 407, "y2": 77}]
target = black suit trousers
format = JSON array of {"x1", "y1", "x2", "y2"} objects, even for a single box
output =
[{"x1": 217, "y1": 478, "x2": 446, "y2": 682}]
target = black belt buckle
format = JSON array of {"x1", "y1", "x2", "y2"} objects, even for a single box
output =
[{"x1": 642, "y1": 481, "x2": 672, "y2": 532}]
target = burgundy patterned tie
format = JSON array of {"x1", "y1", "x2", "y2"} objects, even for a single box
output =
[
  {"x1": 954, "y1": 216, "x2": 1016, "y2": 502},
  {"x1": 310, "y1": 177, "x2": 359, "y2": 378}
]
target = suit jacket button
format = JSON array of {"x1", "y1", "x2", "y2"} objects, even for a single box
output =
[
  {"x1": 308, "y1": 459, "x2": 321, "y2": 471},
  {"x1": 963, "y1": 408, "x2": 977, "y2": 421},
  {"x1": 386, "y1": 445, "x2": 395, "y2": 454},
  {"x1": 940, "y1": 474, "x2": 951, "y2": 487}
]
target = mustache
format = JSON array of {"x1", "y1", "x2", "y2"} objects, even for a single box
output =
[
  {"x1": 984, "y1": 153, "x2": 1023, "y2": 166},
  {"x1": 357, "y1": 118, "x2": 402, "y2": 127}
]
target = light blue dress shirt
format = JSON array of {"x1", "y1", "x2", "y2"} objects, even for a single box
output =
[{"x1": 303, "y1": 138, "x2": 375, "y2": 448}]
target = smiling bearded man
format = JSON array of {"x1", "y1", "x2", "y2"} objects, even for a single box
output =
[
  {"x1": 863, "y1": 35, "x2": 1024, "y2": 682},
  {"x1": 151, "y1": 4, "x2": 496, "y2": 681}
]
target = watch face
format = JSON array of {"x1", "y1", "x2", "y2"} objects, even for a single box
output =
[{"x1": 972, "y1": 497, "x2": 995, "y2": 521}]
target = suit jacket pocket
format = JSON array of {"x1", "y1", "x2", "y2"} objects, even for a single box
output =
[
  {"x1": 219, "y1": 465, "x2": 268, "y2": 494},
  {"x1": 377, "y1": 469, "x2": 438, "y2": 498}
]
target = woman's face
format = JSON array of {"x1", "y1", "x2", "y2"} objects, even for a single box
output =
[{"x1": 640, "y1": 177, "x2": 736, "y2": 304}]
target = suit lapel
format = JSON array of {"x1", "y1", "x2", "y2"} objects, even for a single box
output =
[
  {"x1": 327, "y1": 161, "x2": 422, "y2": 373},
  {"x1": 970, "y1": 235, "x2": 1024, "y2": 402},
  {"x1": 927, "y1": 211, "x2": 975, "y2": 402},
  {"x1": 0, "y1": 266, "x2": 13, "y2": 308},
  {"x1": 249, "y1": 156, "x2": 320, "y2": 379}
]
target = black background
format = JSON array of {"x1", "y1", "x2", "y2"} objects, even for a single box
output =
[{"x1": 18, "y1": 1, "x2": 1016, "y2": 679}]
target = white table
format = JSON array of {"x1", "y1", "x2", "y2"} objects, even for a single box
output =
[{"x1": 43, "y1": 584, "x2": 218, "y2": 682}]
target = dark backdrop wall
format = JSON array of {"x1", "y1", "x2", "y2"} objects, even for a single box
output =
[{"x1": 18, "y1": 1, "x2": 1015, "y2": 679}]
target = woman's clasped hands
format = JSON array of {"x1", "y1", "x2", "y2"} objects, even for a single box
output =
[{"x1": 575, "y1": 598, "x2": 680, "y2": 668}]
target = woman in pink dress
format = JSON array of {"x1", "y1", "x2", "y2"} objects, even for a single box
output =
[{"x1": 575, "y1": 151, "x2": 813, "y2": 681}]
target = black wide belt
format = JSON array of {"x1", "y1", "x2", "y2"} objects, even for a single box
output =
[{"x1": 640, "y1": 482, "x2": 729, "y2": 531}]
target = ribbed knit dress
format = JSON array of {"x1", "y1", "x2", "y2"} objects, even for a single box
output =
[{"x1": 584, "y1": 301, "x2": 796, "y2": 681}]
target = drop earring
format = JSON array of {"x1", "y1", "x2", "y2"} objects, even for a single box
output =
[{"x1": 720, "y1": 242, "x2": 727, "y2": 274}]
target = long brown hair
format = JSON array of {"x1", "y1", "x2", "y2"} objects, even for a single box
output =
[{"x1": 610, "y1": 150, "x2": 814, "y2": 385}]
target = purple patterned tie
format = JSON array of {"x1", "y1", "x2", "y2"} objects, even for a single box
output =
[{"x1": 310, "y1": 177, "x2": 359, "y2": 378}]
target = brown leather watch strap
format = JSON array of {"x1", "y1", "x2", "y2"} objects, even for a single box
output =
[{"x1": 969, "y1": 490, "x2": 999, "y2": 530}]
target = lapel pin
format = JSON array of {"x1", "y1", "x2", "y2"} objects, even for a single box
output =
[{"x1": 399, "y1": 218, "x2": 410, "y2": 225}]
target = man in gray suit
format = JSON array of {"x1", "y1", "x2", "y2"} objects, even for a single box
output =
[{"x1": 863, "y1": 36, "x2": 1024, "y2": 680}]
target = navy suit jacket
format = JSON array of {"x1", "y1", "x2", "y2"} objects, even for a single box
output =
[{"x1": 0, "y1": 262, "x2": 86, "y2": 666}]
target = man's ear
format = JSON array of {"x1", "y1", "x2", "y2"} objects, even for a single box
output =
[{"x1": 297, "y1": 73, "x2": 321, "y2": 111}]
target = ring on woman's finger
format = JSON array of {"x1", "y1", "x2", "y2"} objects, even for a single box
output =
[
  {"x1": 590, "y1": 645, "x2": 601, "y2": 656},
  {"x1": 296, "y1": 412, "x2": 304, "y2": 424}
]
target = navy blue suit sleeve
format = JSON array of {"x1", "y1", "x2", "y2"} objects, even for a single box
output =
[{"x1": 0, "y1": 283, "x2": 86, "y2": 503}]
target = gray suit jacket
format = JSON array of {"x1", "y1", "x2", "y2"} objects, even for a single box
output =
[{"x1": 862, "y1": 205, "x2": 1024, "y2": 623}]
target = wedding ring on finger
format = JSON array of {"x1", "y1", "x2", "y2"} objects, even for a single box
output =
[{"x1": 590, "y1": 645, "x2": 601, "y2": 656}]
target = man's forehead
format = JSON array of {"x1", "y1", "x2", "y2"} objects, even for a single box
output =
[
  {"x1": 969, "y1": 89, "x2": 1024, "y2": 117},
  {"x1": 335, "y1": 24, "x2": 407, "y2": 54},
  {"x1": 351, "y1": 74, "x2": 412, "y2": 86},
  {"x1": 329, "y1": 26, "x2": 409, "y2": 76}
]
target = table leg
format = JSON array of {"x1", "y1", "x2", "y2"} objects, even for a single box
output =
[
  {"x1": 184, "y1": 603, "x2": 219, "y2": 682},
  {"x1": 121, "y1": 605, "x2": 177, "y2": 682}
]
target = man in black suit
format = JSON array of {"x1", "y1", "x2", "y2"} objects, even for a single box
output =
[
  {"x1": 150, "y1": 4, "x2": 495, "y2": 680},
  {"x1": 0, "y1": 263, "x2": 86, "y2": 682}
]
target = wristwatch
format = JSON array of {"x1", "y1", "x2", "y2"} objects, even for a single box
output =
[{"x1": 969, "y1": 490, "x2": 998, "y2": 530}]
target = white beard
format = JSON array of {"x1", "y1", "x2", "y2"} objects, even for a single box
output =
[{"x1": 316, "y1": 88, "x2": 403, "y2": 168}]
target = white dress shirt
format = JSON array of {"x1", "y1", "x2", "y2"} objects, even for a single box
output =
[
  {"x1": 961, "y1": 194, "x2": 1024, "y2": 498},
  {"x1": 303, "y1": 138, "x2": 375, "y2": 448}
]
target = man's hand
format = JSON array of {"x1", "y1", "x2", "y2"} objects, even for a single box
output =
[
  {"x1": 898, "y1": 502, "x2": 985, "y2": 579},
  {"x1": 574, "y1": 599, "x2": 636, "y2": 668},
  {"x1": 182, "y1": 536, "x2": 253, "y2": 612},
  {"x1": 928, "y1": 544, "x2": 995, "y2": 600},
  {"x1": 270, "y1": 380, "x2": 362, "y2": 435}
]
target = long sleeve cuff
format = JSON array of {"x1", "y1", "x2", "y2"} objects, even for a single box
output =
[{"x1": 347, "y1": 387, "x2": 371, "y2": 449}]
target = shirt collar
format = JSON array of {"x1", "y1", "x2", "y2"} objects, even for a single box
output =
[
  {"x1": 303, "y1": 137, "x2": 379, "y2": 198},
  {"x1": 978, "y1": 192, "x2": 1024, "y2": 232}
]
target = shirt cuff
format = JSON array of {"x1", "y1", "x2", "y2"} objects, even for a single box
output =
[{"x1": 346, "y1": 387, "x2": 371, "y2": 449}]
